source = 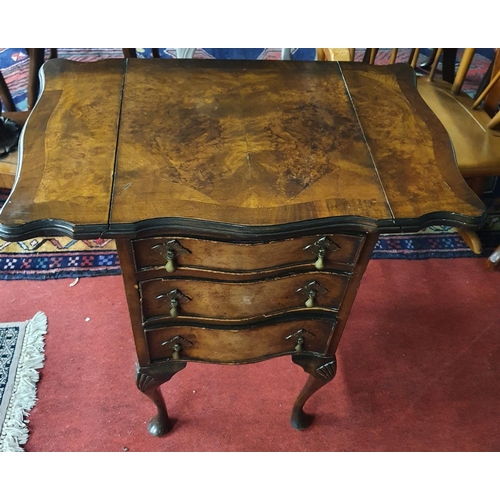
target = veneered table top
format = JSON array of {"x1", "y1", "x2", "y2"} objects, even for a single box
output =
[{"x1": 0, "y1": 58, "x2": 485, "y2": 239}]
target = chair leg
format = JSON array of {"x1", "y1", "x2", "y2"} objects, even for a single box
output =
[
  {"x1": 0, "y1": 71, "x2": 16, "y2": 112},
  {"x1": 27, "y1": 48, "x2": 45, "y2": 110},
  {"x1": 465, "y1": 176, "x2": 487, "y2": 197},
  {"x1": 122, "y1": 48, "x2": 137, "y2": 58},
  {"x1": 456, "y1": 228, "x2": 482, "y2": 255},
  {"x1": 369, "y1": 48, "x2": 379, "y2": 64},
  {"x1": 485, "y1": 245, "x2": 500, "y2": 270}
]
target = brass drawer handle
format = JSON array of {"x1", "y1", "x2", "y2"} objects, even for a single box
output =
[
  {"x1": 315, "y1": 248, "x2": 326, "y2": 270},
  {"x1": 303, "y1": 236, "x2": 339, "y2": 270},
  {"x1": 170, "y1": 297, "x2": 179, "y2": 317},
  {"x1": 295, "y1": 336, "x2": 305, "y2": 352},
  {"x1": 166, "y1": 250, "x2": 176, "y2": 273},
  {"x1": 296, "y1": 281, "x2": 328, "y2": 309},
  {"x1": 157, "y1": 289, "x2": 191, "y2": 317},
  {"x1": 172, "y1": 343, "x2": 182, "y2": 360},
  {"x1": 305, "y1": 290, "x2": 316, "y2": 308},
  {"x1": 152, "y1": 240, "x2": 191, "y2": 273},
  {"x1": 162, "y1": 335, "x2": 193, "y2": 360},
  {"x1": 286, "y1": 329, "x2": 315, "y2": 353}
]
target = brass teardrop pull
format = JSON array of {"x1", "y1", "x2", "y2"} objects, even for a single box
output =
[
  {"x1": 305, "y1": 290, "x2": 316, "y2": 308},
  {"x1": 157, "y1": 289, "x2": 191, "y2": 318},
  {"x1": 170, "y1": 297, "x2": 179, "y2": 317},
  {"x1": 172, "y1": 343, "x2": 182, "y2": 360},
  {"x1": 295, "y1": 336, "x2": 304, "y2": 352},
  {"x1": 166, "y1": 250, "x2": 176, "y2": 273},
  {"x1": 152, "y1": 240, "x2": 191, "y2": 273},
  {"x1": 162, "y1": 336, "x2": 193, "y2": 361},
  {"x1": 303, "y1": 236, "x2": 339, "y2": 269},
  {"x1": 296, "y1": 281, "x2": 327, "y2": 309},
  {"x1": 314, "y1": 247, "x2": 326, "y2": 270},
  {"x1": 286, "y1": 329, "x2": 315, "y2": 353}
]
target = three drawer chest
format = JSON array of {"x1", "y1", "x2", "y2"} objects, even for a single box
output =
[{"x1": 0, "y1": 58, "x2": 485, "y2": 436}]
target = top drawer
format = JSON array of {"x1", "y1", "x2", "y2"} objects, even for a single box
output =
[{"x1": 132, "y1": 233, "x2": 365, "y2": 274}]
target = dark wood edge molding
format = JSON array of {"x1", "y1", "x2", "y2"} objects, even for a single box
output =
[
  {"x1": 0, "y1": 60, "x2": 486, "y2": 241},
  {"x1": 143, "y1": 350, "x2": 335, "y2": 370},
  {"x1": 0, "y1": 220, "x2": 109, "y2": 241},
  {"x1": 143, "y1": 305, "x2": 341, "y2": 328},
  {"x1": 393, "y1": 211, "x2": 486, "y2": 232},
  {"x1": 0, "y1": 211, "x2": 486, "y2": 242},
  {"x1": 167, "y1": 350, "x2": 337, "y2": 367},
  {"x1": 107, "y1": 217, "x2": 379, "y2": 240},
  {"x1": 145, "y1": 310, "x2": 337, "y2": 332}
]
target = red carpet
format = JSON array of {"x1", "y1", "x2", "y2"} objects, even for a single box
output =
[{"x1": 1, "y1": 258, "x2": 498, "y2": 451}]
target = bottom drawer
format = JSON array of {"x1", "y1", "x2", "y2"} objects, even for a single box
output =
[{"x1": 146, "y1": 318, "x2": 337, "y2": 363}]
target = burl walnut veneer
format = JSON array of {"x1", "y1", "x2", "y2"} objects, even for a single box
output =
[{"x1": 0, "y1": 59, "x2": 485, "y2": 436}]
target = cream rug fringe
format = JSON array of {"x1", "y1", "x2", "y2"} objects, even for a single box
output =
[{"x1": 0, "y1": 312, "x2": 47, "y2": 452}]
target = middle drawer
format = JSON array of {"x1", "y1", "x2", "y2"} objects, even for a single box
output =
[{"x1": 139, "y1": 271, "x2": 350, "y2": 324}]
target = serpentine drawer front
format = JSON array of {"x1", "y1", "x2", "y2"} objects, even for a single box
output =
[
  {"x1": 0, "y1": 59, "x2": 485, "y2": 437},
  {"x1": 132, "y1": 234, "x2": 365, "y2": 274},
  {"x1": 146, "y1": 318, "x2": 337, "y2": 363},
  {"x1": 139, "y1": 271, "x2": 350, "y2": 323}
]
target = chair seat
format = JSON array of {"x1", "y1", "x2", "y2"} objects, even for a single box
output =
[{"x1": 417, "y1": 77, "x2": 500, "y2": 177}]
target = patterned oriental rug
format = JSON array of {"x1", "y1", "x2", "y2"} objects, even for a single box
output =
[
  {"x1": 0, "y1": 312, "x2": 47, "y2": 452},
  {"x1": 0, "y1": 48, "x2": 499, "y2": 280}
]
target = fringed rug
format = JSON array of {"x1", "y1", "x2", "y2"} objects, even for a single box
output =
[{"x1": 0, "y1": 312, "x2": 47, "y2": 452}]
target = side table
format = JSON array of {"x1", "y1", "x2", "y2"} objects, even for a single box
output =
[{"x1": 0, "y1": 58, "x2": 485, "y2": 436}]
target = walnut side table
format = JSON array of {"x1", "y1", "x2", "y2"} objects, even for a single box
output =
[{"x1": 0, "y1": 59, "x2": 485, "y2": 436}]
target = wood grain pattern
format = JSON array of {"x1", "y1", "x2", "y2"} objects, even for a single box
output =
[
  {"x1": 139, "y1": 271, "x2": 350, "y2": 322},
  {"x1": 146, "y1": 318, "x2": 337, "y2": 363},
  {"x1": 339, "y1": 63, "x2": 485, "y2": 223},
  {"x1": 0, "y1": 58, "x2": 485, "y2": 240},
  {"x1": 417, "y1": 76, "x2": 500, "y2": 177},
  {"x1": 1, "y1": 58, "x2": 488, "y2": 435},
  {"x1": 0, "y1": 59, "x2": 125, "y2": 233},
  {"x1": 132, "y1": 233, "x2": 364, "y2": 274},
  {"x1": 111, "y1": 59, "x2": 391, "y2": 227}
]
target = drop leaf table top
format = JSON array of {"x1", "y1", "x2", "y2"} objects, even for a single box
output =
[{"x1": 0, "y1": 58, "x2": 485, "y2": 240}]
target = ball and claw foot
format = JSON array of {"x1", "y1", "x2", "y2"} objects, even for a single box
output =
[{"x1": 290, "y1": 354, "x2": 337, "y2": 431}]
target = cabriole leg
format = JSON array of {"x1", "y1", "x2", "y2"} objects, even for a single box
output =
[
  {"x1": 136, "y1": 361, "x2": 186, "y2": 436},
  {"x1": 291, "y1": 354, "x2": 337, "y2": 430}
]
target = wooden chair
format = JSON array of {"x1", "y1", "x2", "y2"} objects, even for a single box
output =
[
  {"x1": 359, "y1": 49, "x2": 500, "y2": 195},
  {"x1": 316, "y1": 48, "x2": 354, "y2": 61},
  {"x1": 363, "y1": 48, "x2": 421, "y2": 66},
  {"x1": 416, "y1": 49, "x2": 500, "y2": 255},
  {"x1": 0, "y1": 49, "x2": 51, "y2": 128},
  {"x1": 363, "y1": 48, "x2": 458, "y2": 81},
  {"x1": 125, "y1": 48, "x2": 304, "y2": 60},
  {"x1": 0, "y1": 49, "x2": 56, "y2": 189}
]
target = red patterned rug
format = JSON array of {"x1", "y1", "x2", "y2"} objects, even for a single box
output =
[{"x1": 2, "y1": 258, "x2": 497, "y2": 451}]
